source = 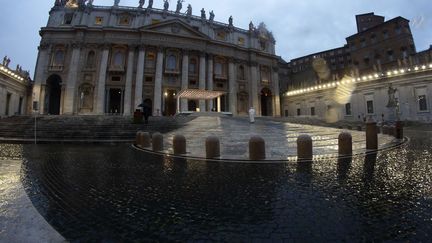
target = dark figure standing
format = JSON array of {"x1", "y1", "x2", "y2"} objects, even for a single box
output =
[{"x1": 143, "y1": 103, "x2": 151, "y2": 124}]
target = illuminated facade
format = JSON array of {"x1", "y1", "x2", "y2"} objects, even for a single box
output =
[
  {"x1": 0, "y1": 61, "x2": 32, "y2": 117},
  {"x1": 282, "y1": 13, "x2": 432, "y2": 122},
  {"x1": 33, "y1": 1, "x2": 281, "y2": 117}
]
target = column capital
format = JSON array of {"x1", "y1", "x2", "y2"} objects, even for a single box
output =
[
  {"x1": 38, "y1": 42, "x2": 50, "y2": 51},
  {"x1": 70, "y1": 42, "x2": 84, "y2": 49},
  {"x1": 138, "y1": 44, "x2": 146, "y2": 51},
  {"x1": 272, "y1": 66, "x2": 279, "y2": 72},
  {"x1": 156, "y1": 45, "x2": 164, "y2": 53},
  {"x1": 250, "y1": 61, "x2": 258, "y2": 67},
  {"x1": 228, "y1": 57, "x2": 236, "y2": 63},
  {"x1": 182, "y1": 49, "x2": 190, "y2": 56},
  {"x1": 98, "y1": 43, "x2": 111, "y2": 50},
  {"x1": 128, "y1": 44, "x2": 139, "y2": 51},
  {"x1": 207, "y1": 53, "x2": 214, "y2": 60},
  {"x1": 199, "y1": 52, "x2": 207, "y2": 58}
]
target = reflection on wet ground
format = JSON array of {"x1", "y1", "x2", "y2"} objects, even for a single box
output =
[
  {"x1": 13, "y1": 129, "x2": 432, "y2": 241},
  {"x1": 160, "y1": 117, "x2": 396, "y2": 160}
]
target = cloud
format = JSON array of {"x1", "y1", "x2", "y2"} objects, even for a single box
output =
[{"x1": 0, "y1": 0, "x2": 430, "y2": 77}]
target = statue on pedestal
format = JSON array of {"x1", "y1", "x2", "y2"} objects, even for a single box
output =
[
  {"x1": 148, "y1": 0, "x2": 153, "y2": 8},
  {"x1": 249, "y1": 21, "x2": 254, "y2": 31},
  {"x1": 209, "y1": 10, "x2": 215, "y2": 22},
  {"x1": 201, "y1": 8, "x2": 206, "y2": 19},
  {"x1": 138, "y1": 0, "x2": 145, "y2": 8},
  {"x1": 114, "y1": 0, "x2": 120, "y2": 7},
  {"x1": 228, "y1": 16, "x2": 233, "y2": 26},
  {"x1": 2, "y1": 56, "x2": 7, "y2": 66},
  {"x1": 163, "y1": 0, "x2": 169, "y2": 11},
  {"x1": 186, "y1": 4, "x2": 192, "y2": 16},
  {"x1": 175, "y1": 0, "x2": 184, "y2": 13}
]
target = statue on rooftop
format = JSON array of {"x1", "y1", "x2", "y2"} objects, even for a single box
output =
[
  {"x1": 54, "y1": 0, "x2": 62, "y2": 6},
  {"x1": 228, "y1": 16, "x2": 233, "y2": 26},
  {"x1": 87, "y1": 0, "x2": 93, "y2": 6},
  {"x1": 6, "y1": 57, "x2": 11, "y2": 67},
  {"x1": 249, "y1": 21, "x2": 254, "y2": 31},
  {"x1": 186, "y1": 4, "x2": 192, "y2": 16},
  {"x1": 163, "y1": 0, "x2": 169, "y2": 11},
  {"x1": 2, "y1": 56, "x2": 7, "y2": 66},
  {"x1": 201, "y1": 8, "x2": 206, "y2": 19},
  {"x1": 138, "y1": 0, "x2": 145, "y2": 8},
  {"x1": 148, "y1": 0, "x2": 153, "y2": 8},
  {"x1": 114, "y1": 0, "x2": 120, "y2": 7},
  {"x1": 175, "y1": 0, "x2": 184, "y2": 13},
  {"x1": 209, "y1": 10, "x2": 215, "y2": 22}
]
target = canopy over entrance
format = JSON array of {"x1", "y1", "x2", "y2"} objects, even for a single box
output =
[{"x1": 177, "y1": 89, "x2": 226, "y2": 100}]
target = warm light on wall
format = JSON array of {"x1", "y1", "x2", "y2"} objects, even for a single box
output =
[{"x1": 285, "y1": 63, "x2": 432, "y2": 97}]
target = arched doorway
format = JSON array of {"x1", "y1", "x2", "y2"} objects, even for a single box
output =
[
  {"x1": 260, "y1": 88, "x2": 273, "y2": 116},
  {"x1": 164, "y1": 90, "x2": 177, "y2": 116},
  {"x1": 188, "y1": 100, "x2": 197, "y2": 112},
  {"x1": 46, "y1": 75, "x2": 62, "y2": 115},
  {"x1": 108, "y1": 88, "x2": 122, "y2": 114}
]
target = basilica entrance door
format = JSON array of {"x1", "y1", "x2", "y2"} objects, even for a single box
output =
[
  {"x1": 260, "y1": 88, "x2": 273, "y2": 116},
  {"x1": 108, "y1": 89, "x2": 122, "y2": 114},
  {"x1": 46, "y1": 75, "x2": 62, "y2": 115},
  {"x1": 164, "y1": 90, "x2": 177, "y2": 116}
]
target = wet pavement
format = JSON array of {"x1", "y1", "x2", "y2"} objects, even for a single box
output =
[
  {"x1": 0, "y1": 119, "x2": 431, "y2": 242},
  {"x1": 159, "y1": 117, "x2": 397, "y2": 160},
  {"x1": 0, "y1": 145, "x2": 65, "y2": 242}
]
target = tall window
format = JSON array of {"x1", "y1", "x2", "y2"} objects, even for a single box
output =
[
  {"x1": 215, "y1": 63, "x2": 223, "y2": 76},
  {"x1": 345, "y1": 103, "x2": 352, "y2": 116},
  {"x1": 238, "y1": 65, "x2": 245, "y2": 80},
  {"x1": 261, "y1": 67, "x2": 270, "y2": 84},
  {"x1": 416, "y1": 88, "x2": 428, "y2": 111},
  {"x1": 53, "y1": 50, "x2": 65, "y2": 66},
  {"x1": 146, "y1": 52, "x2": 156, "y2": 69},
  {"x1": 189, "y1": 58, "x2": 197, "y2": 74},
  {"x1": 86, "y1": 51, "x2": 95, "y2": 68},
  {"x1": 365, "y1": 94, "x2": 374, "y2": 114},
  {"x1": 366, "y1": 101, "x2": 374, "y2": 114},
  {"x1": 113, "y1": 51, "x2": 124, "y2": 67},
  {"x1": 167, "y1": 55, "x2": 177, "y2": 70},
  {"x1": 310, "y1": 107, "x2": 315, "y2": 116}
]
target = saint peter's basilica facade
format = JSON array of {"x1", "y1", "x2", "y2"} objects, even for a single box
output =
[{"x1": 33, "y1": 0, "x2": 282, "y2": 117}]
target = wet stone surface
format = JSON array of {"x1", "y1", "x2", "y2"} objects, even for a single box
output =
[
  {"x1": 161, "y1": 117, "x2": 396, "y2": 160},
  {"x1": 14, "y1": 129, "x2": 432, "y2": 241}
]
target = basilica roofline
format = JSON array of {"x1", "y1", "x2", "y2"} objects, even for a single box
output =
[
  {"x1": 39, "y1": 23, "x2": 280, "y2": 61},
  {"x1": 51, "y1": 4, "x2": 252, "y2": 35}
]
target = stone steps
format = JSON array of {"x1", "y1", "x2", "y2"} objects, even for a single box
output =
[{"x1": 0, "y1": 115, "x2": 194, "y2": 142}]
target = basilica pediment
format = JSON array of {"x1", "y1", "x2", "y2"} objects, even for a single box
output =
[{"x1": 139, "y1": 19, "x2": 210, "y2": 40}]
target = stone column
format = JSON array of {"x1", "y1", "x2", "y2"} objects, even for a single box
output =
[
  {"x1": 207, "y1": 55, "x2": 214, "y2": 111},
  {"x1": 199, "y1": 53, "x2": 206, "y2": 111},
  {"x1": 134, "y1": 46, "x2": 145, "y2": 109},
  {"x1": 33, "y1": 43, "x2": 50, "y2": 114},
  {"x1": 123, "y1": 47, "x2": 135, "y2": 116},
  {"x1": 217, "y1": 96, "x2": 221, "y2": 112},
  {"x1": 181, "y1": 50, "x2": 189, "y2": 112},
  {"x1": 64, "y1": 43, "x2": 82, "y2": 114},
  {"x1": 153, "y1": 48, "x2": 164, "y2": 116},
  {"x1": 228, "y1": 59, "x2": 237, "y2": 115},
  {"x1": 96, "y1": 46, "x2": 110, "y2": 114},
  {"x1": 272, "y1": 67, "x2": 281, "y2": 117},
  {"x1": 250, "y1": 63, "x2": 259, "y2": 112}
]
